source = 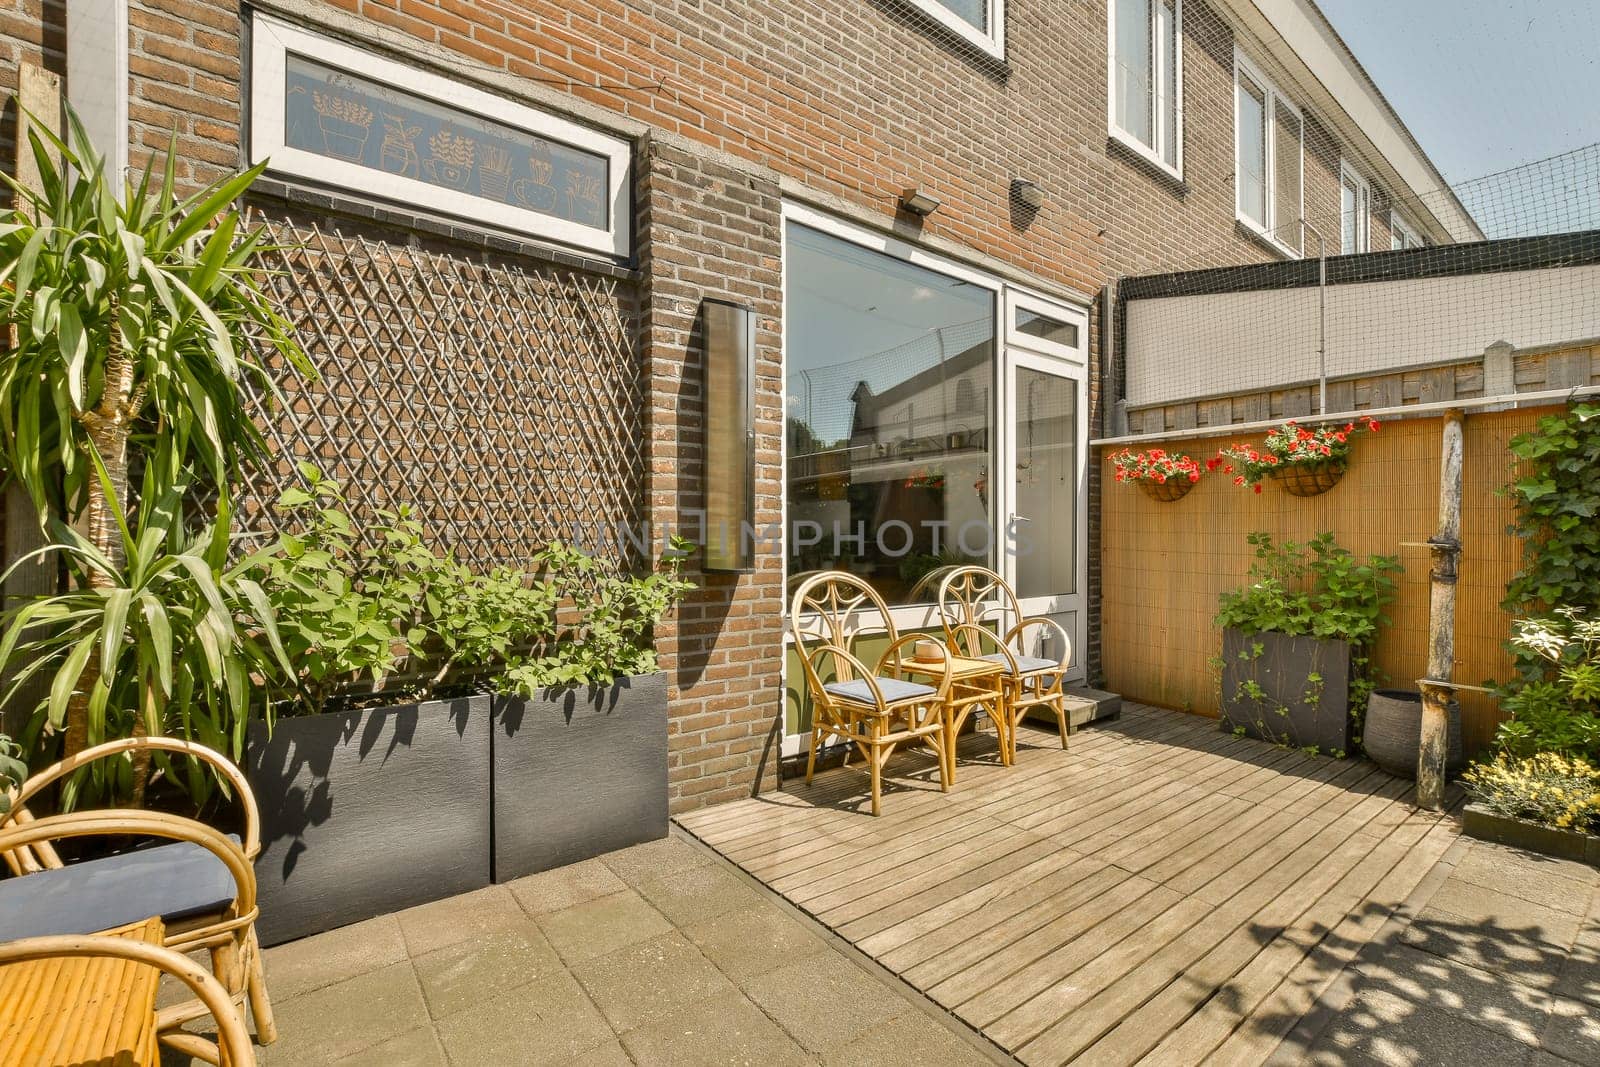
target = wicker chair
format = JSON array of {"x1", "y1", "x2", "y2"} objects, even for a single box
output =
[
  {"x1": 0, "y1": 921, "x2": 253, "y2": 1065},
  {"x1": 0, "y1": 737, "x2": 276, "y2": 1048},
  {"x1": 790, "y1": 571, "x2": 953, "y2": 816},
  {"x1": 936, "y1": 566, "x2": 1073, "y2": 763}
]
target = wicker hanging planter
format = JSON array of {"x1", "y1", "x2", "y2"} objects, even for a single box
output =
[
  {"x1": 1269, "y1": 461, "x2": 1346, "y2": 497},
  {"x1": 1137, "y1": 477, "x2": 1195, "y2": 503}
]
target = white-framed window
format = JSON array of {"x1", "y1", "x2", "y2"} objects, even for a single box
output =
[
  {"x1": 902, "y1": 0, "x2": 1006, "y2": 59},
  {"x1": 1108, "y1": 0, "x2": 1182, "y2": 178},
  {"x1": 1340, "y1": 161, "x2": 1372, "y2": 254},
  {"x1": 248, "y1": 12, "x2": 632, "y2": 258},
  {"x1": 1390, "y1": 210, "x2": 1423, "y2": 250},
  {"x1": 1233, "y1": 50, "x2": 1303, "y2": 256}
]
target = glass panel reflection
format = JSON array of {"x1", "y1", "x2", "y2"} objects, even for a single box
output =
[
  {"x1": 1013, "y1": 366, "x2": 1077, "y2": 598},
  {"x1": 784, "y1": 223, "x2": 994, "y2": 604},
  {"x1": 1015, "y1": 309, "x2": 1078, "y2": 348}
]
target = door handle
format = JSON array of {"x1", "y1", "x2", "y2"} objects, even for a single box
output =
[{"x1": 1010, "y1": 514, "x2": 1031, "y2": 524}]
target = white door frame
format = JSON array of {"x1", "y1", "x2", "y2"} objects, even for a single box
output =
[{"x1": 998, "y1": 287, "x2": 1090, "y2": 683}]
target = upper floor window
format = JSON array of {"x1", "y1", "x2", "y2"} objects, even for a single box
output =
[
  {"x1": 905, "y1": 0, "x2": 1006, "y2": 58},
  {"x1": 1390, "y1": 210, "x2": 1423, "y2": 250},
  {"x1": 1341, "y1": 162, "x2": 1372, "y2": 253},
  {"x1": 1234, "y1": 50, "x2": 1302, "y2": 256},
  {"x1": 249, "y1": 12, "x2": 632, "y2": 259},
  {"x1": 1109, "y1": 0, "x2": 1181, "y2": 177}
]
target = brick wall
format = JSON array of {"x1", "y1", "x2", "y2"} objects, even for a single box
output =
[{"x1": 637, "y1": 134, "x2": 785, "y2": 811}]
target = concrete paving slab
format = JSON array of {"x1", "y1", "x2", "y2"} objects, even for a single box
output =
[
  {"x1": 411, "y1": 920, "x2": 566, "y2": 1020},
  {"x1": 433, "y1": 970, "x2": 615, "y2": 1066},
  {"x1": 819, "y1": 1010, "x2": 998, "y2": 1066},
  {"x1": 743, "y1": 947, "x2": 911, "y2": 1055},
  {"x1": 634, "y1": 860, "x2": 764, "y2": 927},
  {"x1": 1541, "y1": 996, "x2": 1600, "y2": 1066},
  {"x1": 1450, "y1": 841, "x2": 1599, "y2": 915},
  {"x1": 262, "y1": 913, "x2": 409, "y2": 1002},
  {"x1": 618, "y1": 988, "x2": 814, "y2": 1066},
  {"x1": 571, "y1": 930, "x2": 735, "y2": 1033},
  {"x1": 681, "y1": 903, "x2": 831, "y2": 982},
  {"x1": 599, "y1": 833, "x2": 714, "y2": 885},
  {"x1": 329, "y1": 1026, "x2": 448, "y2": 1067},
  {"x1": 536, "y1": 887, "x2": 674, "y2": 963},
  {"x1": 505, "y1": 857, "x2": 628, "y2": 916},
  {"x1": 1351, "y1": 942, "x2": 1554, "y2": 1045},
  {"x1": 394, "y1": 884, "x2": 528, "y2": 957},
  {"x1": 1310, "y1": 985, "x2": 1540, "y2": 1066},
  {"x1": 263, "y1": 961, "x2": 428, "y2": 1064}
]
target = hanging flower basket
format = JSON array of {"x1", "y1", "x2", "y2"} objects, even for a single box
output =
[
  {"x1": 1270, "y1": 461, "x2": 1346, "y2": 497},
  {"x1": 1138, "y1": 477, "x2": 1196, "y2": 503},
  {"x1": 1215, "y1": 417, "x2": 1379, "y2": 496},
  {"x1": 1111, "y1": 447, "x2": 1203, "y2": 503}
]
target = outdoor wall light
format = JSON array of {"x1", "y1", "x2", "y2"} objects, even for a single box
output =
[
  {"x1": 702, "y1": 298, "x2": 756, "y2": 573},
  {"x1": 899, "y1": 187, "x2": 942, "y2": 217},
  {"x1": 1013, "y1": 178, "x2": 1047, "y2": 210}
]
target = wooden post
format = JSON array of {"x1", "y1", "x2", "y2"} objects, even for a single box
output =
[
  {"x1": 1, "y1": 66, "x2": 63, "y2": 741},
  {"x1": 1417, "y1": 409, "x2": 1464, "y2": 810}
]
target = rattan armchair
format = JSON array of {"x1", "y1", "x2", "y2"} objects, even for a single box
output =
[
  {"x1": 0, "y1": 737, "x2": 276, "y2": 1048},
  {"x1": 0, "y1": 922, "x2": 253, "y2": 1065},
  {"x1": 936, "y1": 566, "x2": 1073, "y2": 763},
  {"x1": 790, "y1": 571, "x2": 953, "y2": 816}
]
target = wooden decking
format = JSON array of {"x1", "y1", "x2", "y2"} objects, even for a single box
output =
[{"x1": 674, "y1": 703, "x2": 1462, "y2": 1066}]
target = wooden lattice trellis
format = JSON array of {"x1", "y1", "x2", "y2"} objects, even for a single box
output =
[{"x1": 237, "y1": 208, "x2": 645, "y2": 572}]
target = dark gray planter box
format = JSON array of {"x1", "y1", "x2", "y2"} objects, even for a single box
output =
[
  {"x1": 491, "y1": 672, "x2": 668, "y2": 883},
  {"x1": 248, "y1": 696, "x2": 492, "y2": 946},
  {"x1": 1462, "y1": 803, "x2": 1600, "y2": 867},
  {"x1": 1219, "y1": 629, "x2": 1352, "y2": 755}
]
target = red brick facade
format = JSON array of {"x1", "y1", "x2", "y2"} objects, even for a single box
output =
[{"x1": 0, "y1": 0, "x2": 1437, "y2": 810}]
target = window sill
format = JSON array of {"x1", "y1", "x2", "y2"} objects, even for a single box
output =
[
  {"x1": 1106, "y1": 132, "x2": 1185, "y2": 194},
  {"x1": 898, "y1": 0, "x2": 1007, "y2": 61},
  {"x1": 1235, "y1": 217, "x2": 1302, "y2": 260}
]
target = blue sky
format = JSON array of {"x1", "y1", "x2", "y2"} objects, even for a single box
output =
[{"x1": 1317, "y1": 0, "x2": 1600, "y2": 185}]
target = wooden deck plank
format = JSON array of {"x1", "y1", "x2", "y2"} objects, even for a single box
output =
[{"x1": 671, "y1": 704, "x2": 1460, "y2": 1067}]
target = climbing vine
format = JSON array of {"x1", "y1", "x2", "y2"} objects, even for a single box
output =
[{"x1": 1503, "y1": 401, "x2": 1600, "y2": 628}]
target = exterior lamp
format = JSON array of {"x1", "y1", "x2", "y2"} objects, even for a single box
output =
[
  {"x1": 702, "y1": 298, "x2": 756, "y2": 573},
  {"x1": 1012, "y1": 178, "x2": 1047, "y2": 210},
  {"x1": 898, "y1": 187, "x2": 941, "y2": 217}
]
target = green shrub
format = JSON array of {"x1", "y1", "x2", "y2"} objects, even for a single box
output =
[
  {"x1": 0, "y1": 734, "x2": 27, "y2": 814},
  {"x1": 1463, "y1": 751, "x2": 1600, "y2": 834},
  {"x1": 1494, "y1": 609, "x2": 1600, "y2": 760}
]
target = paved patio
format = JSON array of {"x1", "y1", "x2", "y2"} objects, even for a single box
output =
[{"x1": 162, "y1": 704, "x2": 1600, "y2": 1065}]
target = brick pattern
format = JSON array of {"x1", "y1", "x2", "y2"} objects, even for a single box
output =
[{"x1": 638, "y1": 135, "x2": 784, "y2": 811}]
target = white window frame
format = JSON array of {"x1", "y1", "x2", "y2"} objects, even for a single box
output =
[
  {"x1": 1340, "y1": 160, "x2": 1372, "y2": 254},
  {"x1": 1232, "y1": 48, "x2": 1302, "y2": 259},
  {"x1": 903, "y1": 0, "x2": 1006, "y2": 59},
  {"x1": 1390, "y1": 209, "x2": 1423, "y2": 250},
  {"x1": 1107, "y1": 0, "x2": 1183, "y2": 181},
  {"x1": 248, "y1": 12, "x2": 632, "y2": 259}
]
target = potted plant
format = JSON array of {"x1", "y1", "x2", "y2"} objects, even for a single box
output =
[
  {"x1": 1216, "y1": 418, "x2": 1379, "y2": 496},
  {"x1": 1461, "y1": 752, "x2": 1600, "y2": 865},
  {"x1": 1111, "y1": 447, "x2": 1203, "y2": 502},
  {"x1": 243, "y1": 469, "x2": 692, "y2": 943},
  {"x1": 1215, "y1": 532, "x2": 1400, "y2": 755}
]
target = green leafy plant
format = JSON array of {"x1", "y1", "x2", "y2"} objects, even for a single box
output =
[
  {"x1": 1463, "y1": 751, "x2": 1600, "y2": 834},
  {"x1": 0, "y1": 103, "x2": 311, "y2": 759},
  {"x1": 0, "y1": 464, "x2": 290, "y2": 807},
  {"x1": 1216, "y1": 531, "x2": 1401, "y2": 742},
  {"x1": 1503, "y1": 402, "x2": 1600, "y2": 620},
  {"x1": 252, "y1": 469, "x2": 693, "y2": 714},
  {"x1": 1494, "y1": 608, "x2": 1600, "y2": 760},
  {"x1": 0, "y1": 734, "x2": 26, "y2": 815},
  {"x1": 1214, "y1": 417, "x2": 1381, "y2": 491}
]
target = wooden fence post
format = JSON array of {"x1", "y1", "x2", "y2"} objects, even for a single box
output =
[{"x1": 1417, "y1": 409, "x2": 1464, "y2": 810}]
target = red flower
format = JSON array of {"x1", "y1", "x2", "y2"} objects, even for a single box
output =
[
  {"x1": 1115, "y1": 471, "x2": 1125, "y2": 482},
  {"x1": 1234, "y1": 475, "x2": 1245, "y2": 486},
  {"x1": 1253, "y1": 484, "x2": 1263, "y2": 494},
  {"x1": 1155, "y1": 473, "x2": 1167, "y2": 483},
  {"x1": 1268, "y1": 455, "x2": 1279, "y2": 465},
  {"x1": 1344, "y1": 422, "x2": 1355, "y2": 433},
  {"x1": 1188, "y1": 471, "x2": 1200, "y2": 483},
  {"x1": 1367, "y1": 419, "x2": 1380, "y2": 432}
]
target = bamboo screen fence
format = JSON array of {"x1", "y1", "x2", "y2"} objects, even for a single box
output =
[{"x1": 1099, "y1": 406, "x2": 1545, "y2": 756}]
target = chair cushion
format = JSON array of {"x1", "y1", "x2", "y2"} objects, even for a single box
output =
[
  {"x1": 0, "y1": 835, "x2": 240, "y2": 942},
  {"x1": 977, "y1": 652, "x2": 1059, "y2": 675},
  {"x1": 824, "y1": 677, "x2": 938, "y2": 706}
]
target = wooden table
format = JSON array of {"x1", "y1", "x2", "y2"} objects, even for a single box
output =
[
  {"x1": 901, "y1": 654, "x2": 1008, "y2": 783},
  {"x1": 0, "y1": 916, "x2": 166, "y2": 1066}
]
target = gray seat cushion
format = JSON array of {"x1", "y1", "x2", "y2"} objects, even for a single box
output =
[
  {"x1": 977, "y1": 652, "x2": 1059, "y2": 675},
  {"x1": 0, "y1": 835, "x2": 240, "y2": 941},
  {"x1": 824, "y1": 677, "x2": 937, "y2": 706}
]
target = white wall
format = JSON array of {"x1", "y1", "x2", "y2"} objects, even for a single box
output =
[{"x1": 1124, "y1": 263, "x2": 1600, "y2": 407}]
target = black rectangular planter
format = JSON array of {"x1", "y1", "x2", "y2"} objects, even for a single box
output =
[
  {"x1": 1219, "y1": 629, "x2": 1352, "y2": 755},
  {"x1": 247, "y1": 696, "x2": 492, "y2": 946},
  {"x1": 1463, "y1": 804, "x2": 1600, "y2": 867},
  {"x1": 491, "y1": 672, "x2": 668, "y2": 883}
]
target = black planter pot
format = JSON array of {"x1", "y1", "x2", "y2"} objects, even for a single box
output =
[
  {"x1": 1362, "y1": 688, "x2": 1463, "y2": 779},
  {"x1": 247, "y1": 696, "x2": 492, "y2": 946},
  {"x1": 491, "y1": 672, "x2": 669, "y2": 883},
  {"x1": 1219, "y1": 629, "x2": 1352, "y2": 754}
]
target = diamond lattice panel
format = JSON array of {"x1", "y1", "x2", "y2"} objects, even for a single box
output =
[{"x1": 239, "y1": 209, "x2": 644, "y2": 573}]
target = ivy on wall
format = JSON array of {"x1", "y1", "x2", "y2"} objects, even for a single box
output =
[{"x1": 1503, "y1": 401, "x2": 1600, "y2": 620}]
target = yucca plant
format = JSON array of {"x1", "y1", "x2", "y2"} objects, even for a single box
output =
[
  {"x1": 0, "y1": 460, "x2": 291, "y2": 807},
  {"x1": 0, "y1": 101, "x2": 311, "y2": 757}
]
